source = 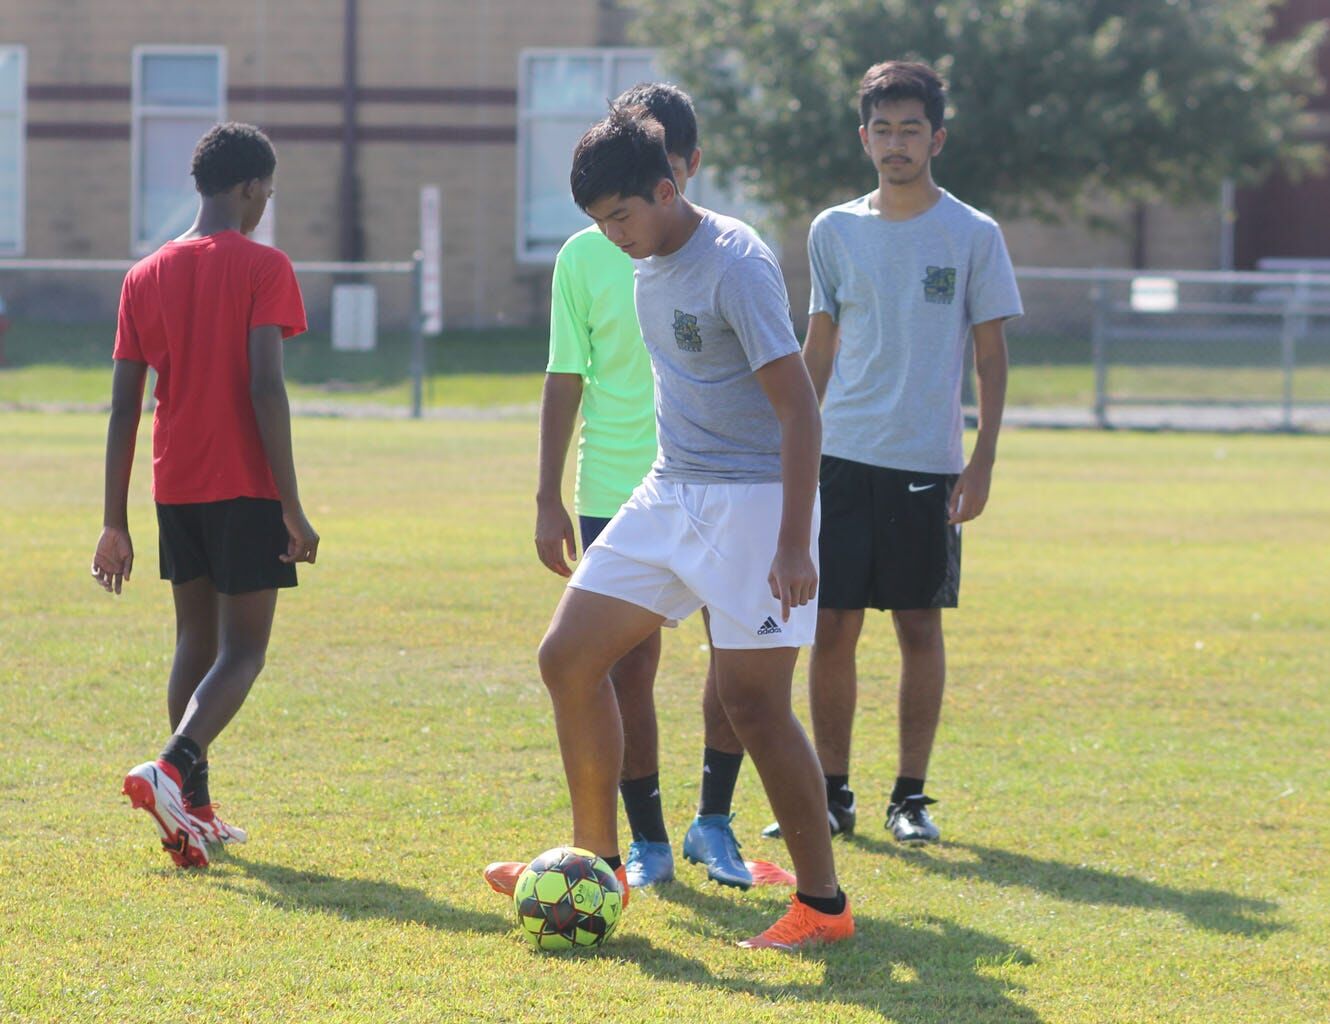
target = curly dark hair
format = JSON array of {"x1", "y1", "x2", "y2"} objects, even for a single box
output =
[{"x1": 190, "y1": 122, "x2": 277, "y2": 196}]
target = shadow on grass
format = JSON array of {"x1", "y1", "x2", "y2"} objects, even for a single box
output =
[
  {"x1": 846, "y1": 837, "x2": 1285, "y2": 938},
  {"x1": 645, "y1": 883, "x2": 1041, "y2": 1024},
  {"x1": 216, "y1": 855, "x2": 511, "y2": 935}
]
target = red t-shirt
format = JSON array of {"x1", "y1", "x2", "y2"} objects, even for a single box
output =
[{"x1": 113, "y1": 231, "x2": 307, "y2": 504}]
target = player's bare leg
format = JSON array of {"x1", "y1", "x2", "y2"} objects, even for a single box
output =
[
  {"x1": 167, "y1": 578, "x2": 219, "y2": 738},
  {"x1": 607, "y1": 627, "x2": 674, "y2": 886},
  {"x1": 174, "y1": 589, "x2": 278, "y2": 748},
  {"x1": 538, "y1": 587, "x2": 664, "y2": 861},
  {"x1": 808, "y1": 608, "x2": 865, "y2": 776},
  {"x1": 683, "y1": 611, "x2": 763, "y2": 887},
  {"x1": 611, "y1": 630, "x2": 662, "y2": 780},
  {"x1": 764, "y1": 607, "x2": 863, "y2": 840},
  {"x1": 888, "y1": 607, "x2": 946, "y2": 844},
  {"x1": 713, "y1": 646, "x2": 836, "y2": 897}
]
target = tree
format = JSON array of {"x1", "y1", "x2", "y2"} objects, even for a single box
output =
[{"x1": 630, "y1": 0, "x2": 1325, "y2": 224}]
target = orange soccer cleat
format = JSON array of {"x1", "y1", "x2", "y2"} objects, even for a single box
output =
[{"x1": 737, "y1": 894, "x2": 854, "y2": 951}]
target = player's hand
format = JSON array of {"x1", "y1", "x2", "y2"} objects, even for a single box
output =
[
  {"x1": 281, "y1": 507, "x2": 320, "y2": 564},
  {"x1": 767, "y1": 543, "x2": 818, "y2": 623},
  {"x1": 91, "y1": 526, "x2": 134, "y2": 594},
  {"x1": 534, "y1": 498, "x2": 578, "y2": 578},
  {"x1": 949, "y1": 459, "x2": 993, "y2": 525}
]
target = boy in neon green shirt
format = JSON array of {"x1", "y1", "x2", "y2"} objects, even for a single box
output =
[{"x1": 530, "y1": 84, "x2": 758, "y2": 890}]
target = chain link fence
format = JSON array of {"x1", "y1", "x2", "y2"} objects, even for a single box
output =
[
  {"x1": 4, "y1": 258, "x2": 1330, "y2": 431},
  {"x1": 1007, "y1": 268, "x2": 1330, "y2": 431},
  {"x1": 0, "y1": 254, "x2": 429, "y2": 416}
]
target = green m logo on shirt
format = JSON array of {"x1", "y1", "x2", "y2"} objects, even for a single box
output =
[
  {"x1": 673, "y1": 309, "x2": 703, "y2": 351},
  {"x1": 923, "y1": 266, "x2": 958, "y2": 305}
]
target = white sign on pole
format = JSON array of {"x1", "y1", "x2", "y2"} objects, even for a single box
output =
[{"x1": 420, "y1": 185, "x2": 443, "y2": 335}]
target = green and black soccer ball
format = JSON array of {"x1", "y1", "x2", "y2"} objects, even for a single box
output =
[{"x1": 513, "y1": 846, "x2": 623, "y2": 951}]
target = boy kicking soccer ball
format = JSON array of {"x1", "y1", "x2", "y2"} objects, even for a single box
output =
[
  {"x1": 489, "y1": 108, "x2": 852, "y2": 950},
  {"x1": 93, "y1": 122, "x2": 317, "y2": 867}
]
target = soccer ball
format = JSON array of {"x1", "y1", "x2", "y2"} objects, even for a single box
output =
[{"x1": 513, "y1": 846, "x2": 623, "y2": 951}]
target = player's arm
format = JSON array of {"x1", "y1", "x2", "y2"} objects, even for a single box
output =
[
  {"x1": 92, "y1": 359, "x2": 147, "y2": 594},
  {"x1": 249, "y1": 324, "x2": 319, "y2": 564},
  {"x1": 801, "y1": 312, "x2": 840, "y2": 405},
  {"x1": 950, "y1": 318, "x2": 1009, "y2": 525},
  {"x1": 754, "y1": 352, "x2": 822, "y2": 621},
  {"x1": 535, "y1": 372, "x2": 583, "y2": 578}
]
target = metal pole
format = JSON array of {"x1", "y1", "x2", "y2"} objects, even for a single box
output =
[
  {"x1": 410, "y1": 250, "x2": 425, "y2": 419},
  {"x1": 1091, "y1": 280, "x2": 1108, "y2": 428},
  {"x1": 1278, "y1": 275, "x2": 1305, "y2": 433}
]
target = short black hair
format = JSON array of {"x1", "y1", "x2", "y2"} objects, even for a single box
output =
[
  {"x1": 613, "y1": 82, "x2": 698, "y2": 161},
  {"x1": 858, "y1": 61, "x2": 946, "y2": 132},
  {"x1": 570, "y1": 107, "x2": 674, "y2": 211},
  {"x1": 191, "y1": 122, "x2": 277, "y2": 196}
]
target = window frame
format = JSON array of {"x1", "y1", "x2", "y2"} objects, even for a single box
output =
[
  {"x1": 515, "y1": 47, "x2": 657, "y2": 266},
  {"x1": 130, "y1": 44, "x2": 226, "y2": 256},
  {"x1": 0, "y1": 44, "x2": 28, "y2": 256}
]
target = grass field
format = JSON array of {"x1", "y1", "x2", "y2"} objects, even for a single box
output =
[{"x1": 2, "y1": 411, "x2": 1328, "y2": 1024}]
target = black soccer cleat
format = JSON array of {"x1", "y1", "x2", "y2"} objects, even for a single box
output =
[
  {"x1": 886, "y1": 795, "x2": 940, "y2": 846},
  {"x1": 761, "y1": 795, "x2": 856, "y2": 840}
]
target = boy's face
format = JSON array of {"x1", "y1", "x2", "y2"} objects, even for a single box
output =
[
  {"x1": 239, "y1": 175, "x2": 275, "y2": 234},
  {"x1": 584, "y1": 177, "x2": 677, "y2": 259},
  {"x1": 859, "y1": 99, "x2": 945, "y2": 186}
]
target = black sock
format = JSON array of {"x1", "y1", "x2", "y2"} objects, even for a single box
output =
[
  {"x1": 158, "y1": 735, "x2": 202, "y2": 785},
  {"x1": 182, "y1": 760, "x2": 210, "y2": 808},
  {"x1": 603, "y1": 854, "x2": 622, "y2": 871},
  {"x1": 620, "y1": 773, "x2": 669, "y2": 844},
  {"x1": 825, "y1": 773, "x2": 853, "y2": 808},
  {"x1": 698, "y1": 747, "x2": 744, "y2": 817},
  {"x1": 796, "y1": 888, "x2": 847, "y2": 916},
  {"x1": 891, "y1": 776, "x2": 926, "y2": 805}
]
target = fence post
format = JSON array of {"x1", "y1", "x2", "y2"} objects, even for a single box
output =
[
  {"x1": 1278, "y1": 273, "x2": 1307, "y2": 433},
  {"x1": 409, "y1": 250, "x2": 425, "y2": 420},
  {"x1": 1090, "y1": 280, "x2": 1108, "y2": 429}
]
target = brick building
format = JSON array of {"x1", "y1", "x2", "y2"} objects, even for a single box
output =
[{"x1": 0, "y1": 1, "x2": 1324, "y2": 329}]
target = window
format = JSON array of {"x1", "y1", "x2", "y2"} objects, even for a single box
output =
[
  {"x1": 0, "y1": 46, "x2": 26, "y2": 255},
  {"x1": 516, "y1": 48, "x2": 773, "y2": 264},
  {"x1": 517, "y1": 49, "x2": 654, "y2": 263},
  {"x1": 132, "y1": 46, "x2": 225, "y2": 254}
]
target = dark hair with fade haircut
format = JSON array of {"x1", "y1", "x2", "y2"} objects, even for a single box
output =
[
  {"x1": 858, "y1": 61, "x2": 946, "y2": 133},
  {"x1": 570, "y1": 106, "x2": 675, "y2": 211},
  {"x1": 190, "y1": 121, "x2": 277, "y2": 196},
  {"x1": 613, "y1": 82, "x2": 698, "y2": 161}
]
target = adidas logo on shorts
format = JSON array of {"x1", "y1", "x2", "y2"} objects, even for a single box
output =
[{"x1": 756, "y1": 616, "x2": 782, "y2": 636}]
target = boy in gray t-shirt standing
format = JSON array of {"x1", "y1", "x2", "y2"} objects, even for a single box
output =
[
  {"x1": 765, "y1": 61, "x2": 1021, "y2": 848},
  {"x1": 492, "y1": 107, "x2": 852, "y2": 951}
]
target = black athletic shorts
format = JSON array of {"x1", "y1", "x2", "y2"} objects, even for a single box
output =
[
  {"x1": 578, "y1": 515, "x2": 616, "y2": 554},
  {"x1": 818, "y1": 455, "x2": 961, "y2": 611},
  {"x1": 157, "y1": 497, "x2": 297, "y2": 595}
]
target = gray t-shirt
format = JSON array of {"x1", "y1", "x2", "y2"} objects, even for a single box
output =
[
  {"x1": 634, "y1": 209, "x2": 801, "y2": 483},
  {"x1": 809, "y1": 190, "x2": 1023, "y2": 474}
]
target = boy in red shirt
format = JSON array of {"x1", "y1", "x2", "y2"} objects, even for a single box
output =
[{"x1": 92, "y1": 122, "x2": 318, "y2": 868}]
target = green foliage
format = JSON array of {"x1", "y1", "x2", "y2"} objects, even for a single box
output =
[{"x1": 631, "y1": 0, "x2": 1326, "y2": 222}]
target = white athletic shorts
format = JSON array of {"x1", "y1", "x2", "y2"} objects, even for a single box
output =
[{"x1": 568, "y1": 474, "x2": 819, "y2": 649}]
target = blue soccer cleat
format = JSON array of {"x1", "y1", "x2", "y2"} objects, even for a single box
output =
[
  {"x1": 624, "y1": 839, "x2": 675, "y2": 888},
  {"x1": 682, "y1": 814, "x2": 753, "y2": 890}
]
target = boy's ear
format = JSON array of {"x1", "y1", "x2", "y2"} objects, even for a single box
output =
[
  {"x1": 686, "y1": 147, "x2": 702, "y2": 179},
  {"x1": 654, "y1": 176, "x2": 677, "y2": 205}
]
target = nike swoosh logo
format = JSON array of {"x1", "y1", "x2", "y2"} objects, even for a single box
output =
[{"x1": 908, "y1": 483, "x2": 936, "y2": 493}]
